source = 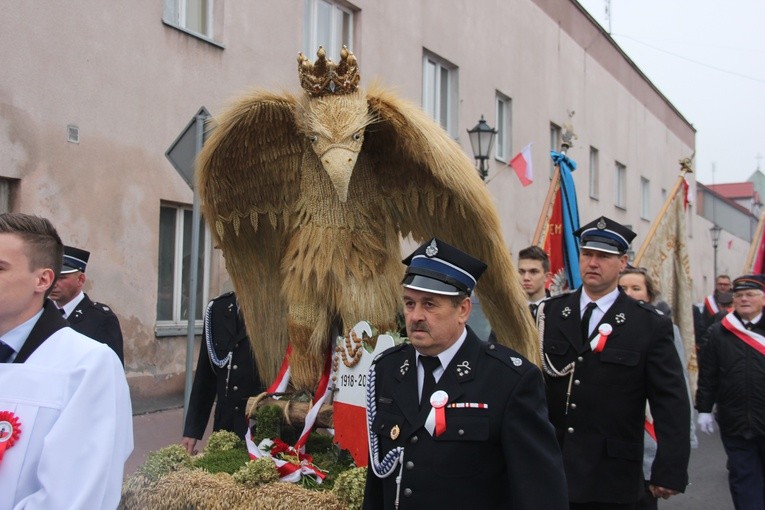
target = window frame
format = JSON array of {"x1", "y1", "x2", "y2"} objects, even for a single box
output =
[
  {"x1": 640, "y1": 176, "x2": 650, "y2": 220},
  {"x1": 303, "y1": 0, "x2": 355, "y2": 61},
  {"x1": 162, "y1": 0, "x2": 224, "y2": 48},
  {"x1": 589, "y1": 146, "x2": 599, "y2": 200},
  {"x1": 155, "y1": 203, "x2": 211, "y2": 337},
  {"x1": 422, "y1": 50, "x2": 459, "y2": 138},
  {"x1": 494, "y1": 92, "x2": 512, "y2": 163},
  {"x1": 615, "y1": 161, "x2": 627, "y2": 210}
]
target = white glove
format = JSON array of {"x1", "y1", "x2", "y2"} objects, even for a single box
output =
[{"x1": 698, "y1": 412, "x2": 715, "y2": 435}]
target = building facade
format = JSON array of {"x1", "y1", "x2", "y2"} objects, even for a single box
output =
[{"x1": 0, "y1": 0, "x2": 746, "y2": 407}]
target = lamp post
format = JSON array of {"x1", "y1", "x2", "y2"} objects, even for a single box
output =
[
  {"x1": 710, "y1": 224, "x2": 722, "y2": 277},
  {"x1": 467, "y1": 115, "x2": 497, "y2": 181}
]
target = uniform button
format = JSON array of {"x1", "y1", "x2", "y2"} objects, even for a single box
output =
[
  {"x1": 573, "y1": 379, "x2": 581, "y2": 386},
  {"x1": 410, "y1": 435, "x2": 418, "y2": 444},
  {"x1": 234, "y1": 406, "x2": 239, "y2": 411},
  {"x1": 233, "y1": 386, "x2": 239, "y2": 391},
  {"x1": 458, "y1": 429, "x2": 465, "y2": 436},
  {"x1": 232, "y1": 365, "x2": 238, "y2": 370},
  {"x1": 489, "y1": 344, "x2": 496, "y2": 350},
  {"x1": 404, "y1": 488, "x2": 412, "y2": 497},
  {"x1": 569, "y1": 403, "x2": 577, "y2": 410},
  {"x1": 567, "y1": 427, "x2": 575, "y2": 433},
  {"x1": 405, "y1": 461, "x2": 414, "y2": 470},
  {"x1": 577, "y1": 356, "x2": 584, "y2": 362}
]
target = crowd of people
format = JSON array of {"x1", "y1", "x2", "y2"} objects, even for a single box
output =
[{"x1": 3, "y1": 208, "x2": 763, "y2": 509}]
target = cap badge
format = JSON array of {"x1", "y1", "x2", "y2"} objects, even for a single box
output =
[
  {"x1": 425, "y1": 239, "x2": 439, "y2": 257},
  {"x1": 511, "y1": 356, "x2": 523, "y2": 366},
  {"x1": 399, "y1": 359, "x2": 410, "y2": 375},
  {"x1": 615, "y1": 312, "x2": 626, "y2": 324},
  {"x1": 597, "y1": 217, "x2": 607, "y2": 229},
  {"x1": 562, "y1": 306, "x2": 571, "y2": 318},
  {"x1": 390, "y1": 424, "x2": 400, "y2": 440},
  {"x1": 456, "y1": 360, "x2": 471, "y2": 377}
]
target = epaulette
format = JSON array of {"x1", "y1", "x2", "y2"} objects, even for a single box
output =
[
  {"x1": 212, "y1": 290, "x2": 235, "y2": 301},
  {"x1": 542, "y1": 292, "x2": 569, "y2": 304},
  {"x1": 637, "y1": 300, "x2": 665, "y2": 316},
  {"x1": 371, "y1": 342, "x2": 408, "y2": 365},
  {"x1": 483, "y1": 342, "x2": 530, "y2": 374},
  {"x1": 88, "y1": 301, "x2": 117, "y2": 316}
]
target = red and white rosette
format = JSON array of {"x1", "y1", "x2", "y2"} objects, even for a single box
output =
[
  {"x1": 590, "y1": 323, "x2": 612, "y2": 353},
  {"x1": 0, "y1": 411, "x2": 21, "y2": 463},
  {"x1": 424, "y1": 390, "x2": 449, "y2": 437}
]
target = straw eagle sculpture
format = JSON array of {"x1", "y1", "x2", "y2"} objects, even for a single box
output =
[{"x1": 197, "y1": 47, "x2": 537, "y2": 392}]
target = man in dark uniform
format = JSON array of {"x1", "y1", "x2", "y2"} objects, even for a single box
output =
[
  {"x1": 696, "y1": 274, "x2": 765, "y2": 509},
  {"x1": 49, "y1": 245, "x2": 124, "y2": 364},
  {"x1": 364, "y1": 238, "x2": 567, "y2": 510},
  {"x1": 181, "y1": 291, "x2": 264, "y2": 454},
  {"x1": 539, "y1": 216, "x2": 690, "y2": 509}
]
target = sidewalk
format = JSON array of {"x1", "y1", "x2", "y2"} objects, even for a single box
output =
[{"x1": 126, "y1": 403, "x2": 213, "y2": 477}]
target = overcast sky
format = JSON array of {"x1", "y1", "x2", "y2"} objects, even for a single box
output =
[{"x1": 577, "y1": 0, "x2": 765, "y2": 186}]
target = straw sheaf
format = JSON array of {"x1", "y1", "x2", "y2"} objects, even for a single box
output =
[{"x1": 121, "y1": 470, "x2": 345, "y2": 510}]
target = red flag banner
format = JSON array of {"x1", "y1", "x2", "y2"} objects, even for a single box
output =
[{"x1": 509, "y1": 144, "x2": 533, "y2": 187}]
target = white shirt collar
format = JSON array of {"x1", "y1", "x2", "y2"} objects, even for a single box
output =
[
  {"x1": 1, "y1": 308, "x2": 45, "y2": 361},
  {"x1": 416, "y1": 327, "x2": 468, "y2": 379},
  {"x1": 60, "y1": 291, "x2": 85, "y2": 319},
  {"x1": 580, "y1": 286, "x2": 620, "y2": 313}
]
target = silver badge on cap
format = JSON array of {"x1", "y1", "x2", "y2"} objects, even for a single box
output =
[
  {"x1": 425, "y1": 239, "x2": 438, "y2": 257},
  {"x1": 597, "y1": 217, "x2": 607, "y2": 229}
]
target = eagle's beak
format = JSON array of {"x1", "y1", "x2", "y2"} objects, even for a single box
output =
[{"x1": 320, "y1": 147, "x2": 360, "y2": 203}]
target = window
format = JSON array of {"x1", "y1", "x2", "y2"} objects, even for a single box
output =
[
  {"x1": 163, "y1": 0, "x2": 221, "y2": 44},
  {"x1": 641, "y1": 177, "x2": 650, "y2": 219},
  {"x1": 495, "y1": 93, "x2": 512, "y2": 162},
  {"x1": 303, "y1": 0, "x2": 354, "y2": 60},
  {"x1": 589, "y1": 147, "x2": 599, "y2": 200},
  {"x1": 615, "y1": 161, "x2": 627, "y2": 209},
  {"x1": 156, "y1": 204, "x2": 210, "y2": 332},
  {"x1": 549, "y1": 123, "x2": 561, "y2": 177},
  {"x1": 423, "y1": 51, "x2": 458, "y2": 137},
  {"x1": 0, "y1": 178, "x2": 18, "y2": 213}
]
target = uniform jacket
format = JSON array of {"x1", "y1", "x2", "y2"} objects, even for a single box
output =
[
  {"x1": 66, "y1": 293, "x2": 124, "y2": 364},
  {"x1": 364, "y1": 328, "x2": 568, "y2": 510},
  {"x1": 0, "y1": 301, "x2": 133, "y2": 509},
  {"x1": 183, "y1": 292, "x2": 264, "y2": 440},
  {"x1": 540, "y1": 288, "x2": 690, "y2": 504},
  {"x1": 696, "y1": 313, "x2": 765, "y2": 439}
]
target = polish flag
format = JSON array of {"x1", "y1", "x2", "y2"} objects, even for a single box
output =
[{"x1": 510, "y1": 143, "x2": 533, "y2": 186}]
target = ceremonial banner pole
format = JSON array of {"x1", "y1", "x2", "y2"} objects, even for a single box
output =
[
  {"x1": 532, "y1": 165, "x2": 561, "y2": 246},
  {"x1": 634, "y1": 161, "x2": 692, "y2": 264},
  {"x1": 744, "y1": 212, "x2": 765, "y2": 273}
]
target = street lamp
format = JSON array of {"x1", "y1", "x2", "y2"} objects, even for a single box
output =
[
  {"x1": 710, "y1": 224, "x2": 722, "y2": 277},
  {"x1": 467, "y1": 115, "x2": 497, "y2": 181}
]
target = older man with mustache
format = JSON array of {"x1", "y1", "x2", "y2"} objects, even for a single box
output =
[
  {"x1": 538, "y1": 216, "x2": 690, "y2": 510},
  {"x1": 363, "y1": 238, "x2": 567, "y2": 510}
]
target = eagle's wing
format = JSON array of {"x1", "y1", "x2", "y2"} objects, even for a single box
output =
[
  {"x1": 365, "y1": 85, "x2": 539, "y2": 365},
  {"x1": 197, "y1": 91, "x2": 304, "y2": 385}
]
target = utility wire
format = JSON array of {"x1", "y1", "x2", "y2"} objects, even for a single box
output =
[{"x1": 613, "y1": 33, "x2": 765, "y2": 84}]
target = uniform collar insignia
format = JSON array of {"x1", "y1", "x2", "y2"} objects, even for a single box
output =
[
  {"x1": 562, "y1": 306, "x2": 571, "y2": 318},
  {"x1": 510, "y1": 356, "x2": 522, "y2": 366},
  {"x1": 400, "y1": 359, "x2": 410, "y2": 375},
  {"x1": 456, "y1": 360, "x2": 471, "y2": 377},
  {"x1": 615, "y1": 312, "x2": 626, "y2": 324}
]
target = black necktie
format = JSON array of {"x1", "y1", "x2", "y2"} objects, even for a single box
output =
[
  {"x1": 581, "y1": 302, "x2": 598, "y2": 342},
  {"x1": 0, "y1": 341, "x2": 15, "y2": 363},
  {"x1": 420, "y1": 356, "x2": 440, "y2": 409},
  {"x1": 529, "y1": 303, "x2": 539, "y2": 318}
]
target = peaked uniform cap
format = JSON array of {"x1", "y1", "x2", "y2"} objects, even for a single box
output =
[
  {"x1": 402, "y1": 238, "x2": 487, "y2": 296},
  {"x1": 574, "y1": 216, "x2": 636, "y2": 255},
  {"x1": 732, "y1": 274, "x2": 765, "y2": 292},
  {"x1": 61, "y1": 246, "x2": 90, "y2": 274}
]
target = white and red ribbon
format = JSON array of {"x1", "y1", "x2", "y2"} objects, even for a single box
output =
[
  {"x1": 704, "y1": 295, "x2": 720, "y2": 316},
  {"x1": 244, "y1": 345, "x2": 333, "y2": 483},
  {"x1": 721, "y1": 313, "x2": 765, "y2": 356},
  {"x1": 589, "y1": 323, "x2": 613, "y2": 353},
  {"x1": 424, "y1": 391, "x2": 449, "y2": 437}
]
